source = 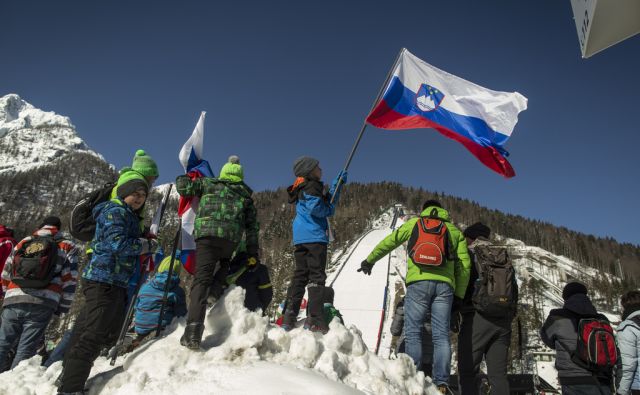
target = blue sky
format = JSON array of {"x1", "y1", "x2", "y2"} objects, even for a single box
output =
[{"x1": 1, "y1": 1, "x2": 638, "y2": 245}]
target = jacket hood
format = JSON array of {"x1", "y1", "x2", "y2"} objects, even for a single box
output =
[
  {"x1": 0, "y1": 225, "x2": 14, "y2": 239},
  {"x1": 151, "y1": 271, "x2": 181, "y2": 290},
  {"x1": 420, "y1": 206, "x2": 451, "y2": 221},
  {"x1": 92, "y1": 198, "x2": 132, "y2": 220},
  {"x1": 563, "y1": 293, "x2": 598, "y2": 316}
]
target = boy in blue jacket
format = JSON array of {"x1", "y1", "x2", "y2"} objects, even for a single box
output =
[
  {"x1": 58, "y1": 169, "x2": 157, "y2": 394},
  {"x1": 280, "y1": 157, "x2": 346, "y2": 333}
]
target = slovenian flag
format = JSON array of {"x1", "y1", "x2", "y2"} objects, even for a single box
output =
[
  {"x1": 366, "y1": 49, "x2": 527, "y2": 178},
  {"x1": 177, "y1": 111, "x2": 213, "y2": 275}
]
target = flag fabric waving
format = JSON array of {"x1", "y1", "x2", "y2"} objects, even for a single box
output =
[
  {"x1": 177, "y1": 111, "x2": 213, "y2": 275},
  {"x1": 366, "y1": 49, "x2": 527, "y2": 177}
]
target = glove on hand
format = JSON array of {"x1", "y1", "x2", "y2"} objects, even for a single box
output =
[{"x1": 357, "y1": 260, "x2": 373, "y2": 275}]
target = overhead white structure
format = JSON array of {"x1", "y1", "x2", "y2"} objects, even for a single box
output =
[{"x1": 570, "y1": 0, "x2": 640, "y2": 58}]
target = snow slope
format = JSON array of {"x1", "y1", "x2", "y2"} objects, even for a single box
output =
[
  {"x1": 0, "y1": 94, "x2": 104, "y2": 174},
  {"x1": 0, "y1": 286, "x2": 434, "y2": 395}
]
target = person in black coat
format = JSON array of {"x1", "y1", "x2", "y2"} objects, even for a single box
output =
[
  {"x1": 226, "y1": 247, "x2": 272, "y2": 314},
  {"x1": 540, "y1": 282, "x2": 613, "y2": 395}
]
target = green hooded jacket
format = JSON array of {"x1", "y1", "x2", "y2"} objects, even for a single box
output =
[
  {"x1": 176, "y1": 175, "x2": 259, "y2": 254},
  {"x1": 365, "y1": 206, "x2": 471, "y2": 298}
]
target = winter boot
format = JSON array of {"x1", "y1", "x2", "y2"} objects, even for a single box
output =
[
  {"x1": 280, "y1": 298, "x2": 302, "y2": 331},
  {"x1": 180, "y1": 322, "x2": 205, "y2": 350},
  {"x1": 304, "y1": 285, "x2": 329, "y2": 334},
  {"x1": 436, "y1": 384, "x2": 454, "y2": 395}
]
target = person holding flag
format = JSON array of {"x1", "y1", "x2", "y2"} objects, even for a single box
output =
[
  {"x1": 279, "y1": 157, "x2": 347, "y2": 334},
  {"x1": 176, "y1": 153, "x2": 260, "y2": 350}
]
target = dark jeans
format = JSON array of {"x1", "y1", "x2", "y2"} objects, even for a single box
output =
[
  {"x1": 283, "y1": 243, "x2": 327, "y2": 326},
  {"x1": 0, "y1": 303, "x2": 54, "y2": 372},
  {"x1": 187, "y1": 237, "x2": 236, "y2": 324},
  {"x1": 561, "y1": 384, "x2": 612, "y2": 394},
  {"x1": 44, "y1": 329, "x2": 72, "y2": 367},
  {"x1": 458, "y1": 311, "x2": 512, "y2": 395},
  {"x1": 59, "y1": 280, "x2": 127, "y2": 393}
]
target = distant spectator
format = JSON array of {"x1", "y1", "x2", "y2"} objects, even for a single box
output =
[{"x1": 617, "y1": 290, "x2": 640, "y2": 395}]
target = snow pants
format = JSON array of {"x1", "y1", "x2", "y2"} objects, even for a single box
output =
[
  {"x1": 561, "y1": 383, "x2": 612, "y2": 394},
  {"x1": 59, "y1": 280, "x2": 127, "y2": 393},
  {"x1": 457, "y1": 311, "x2": 512, "y2": 395},
  {"x1": 282, "y1": 243, "x2": 327, "y2": 326},
  {"x1": 186, "y1": 236, "x2": 236, "y2": 324}
]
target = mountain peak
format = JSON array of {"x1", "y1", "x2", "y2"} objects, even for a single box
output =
[{"x1": 0, "y1": 94, "x2": 102, "y2": 174}]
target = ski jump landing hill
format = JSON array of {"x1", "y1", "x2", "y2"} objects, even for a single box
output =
[{"x1": 327, "y1": 206, "x2": 407, "y2": 358}]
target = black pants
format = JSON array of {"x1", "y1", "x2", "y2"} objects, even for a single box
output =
[
  {"x1": 59, "y1": 280, "x2": 127, "y2": 392},
  {"x1": 458, "y1": 311, "x2": 512, "y2": 395},
  {"x1": 283, "y1": 243, "x2": 327, "y2": 326},
  {"x1": 186, "y1": 237, "x2": 236, "y2": 324}
]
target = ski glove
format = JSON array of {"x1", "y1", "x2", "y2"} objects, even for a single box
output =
[
  {"x1": 139, "y1": 238, "x2": 159, "y2": 255},
  {"x1": 358, "y1": 260, "x2": 373, "y2": 275}
]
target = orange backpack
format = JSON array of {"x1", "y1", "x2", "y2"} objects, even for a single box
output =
[{"x1": 407, "y1": 209, "x2": 453, "y2": 267}]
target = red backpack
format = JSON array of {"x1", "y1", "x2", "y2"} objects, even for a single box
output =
[
  {"x1": 572, "y1": 318, "x2": 618, "y2": 373},
  {"x1": 407, "y1": 209, "x2": 454, "y2": 267}
]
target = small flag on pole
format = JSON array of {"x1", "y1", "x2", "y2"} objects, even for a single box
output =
[
  {"x1": 177, "y1": 111, "x2": 213, "y2": 274},
  {"x1": 366, "y1": 49, "x2": 527, "y2": 178}
]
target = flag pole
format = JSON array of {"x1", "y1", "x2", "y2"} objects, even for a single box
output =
[{"x1": 331, "y1": 48, "x2": 405, "y2": 203}]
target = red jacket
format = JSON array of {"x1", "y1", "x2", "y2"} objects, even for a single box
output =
[{"x1": 0, "y1": 225, "x2": 16, "y2": 299}]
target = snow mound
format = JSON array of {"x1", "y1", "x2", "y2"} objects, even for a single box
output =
[
  {"x1": 0, "y1": 93, "x2": 104, "y2": 174},
  {"x1": 0, "y1": 287, "x2": 433, "y2": 395}
]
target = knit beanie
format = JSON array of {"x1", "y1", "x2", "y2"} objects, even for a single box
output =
[
  {"x1": 293, "y1": 156, "x2": 319, "y2": 178},
  {"x1": 39, "y1": 216, "x2": 62, "y2": 229},
  {"x1": 157, "y1": 255, "x2": 182, "y2": 274},
  {"x1": 562, "y1": 281, "x2": 588, "y2": 300},
  {"x1": 464, "y1": 222, "x2": 491, "y2": 240},
  {"x1": 131, "y1": 149, "x2": 159, "y2": 178},
  {"x1": 116, "y1": 169, "x2": 149, "y2": 199},
  {"x1": 219, "y1": 155, "x2": 244, "y2": 182}
]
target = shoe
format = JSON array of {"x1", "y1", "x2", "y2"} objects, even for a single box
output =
[
  {"x1": 436, "y1": 384, "x2": 453, "y2": 394},
  {"x1": 180, "y1": 322, "x2": 204, "y2": 350},
  {"x1": 303, "y1": 319, "x2": 329, "y2": 334},
  {"x1": 280, "y1": 323, "x2": 294, "y2": 332}
]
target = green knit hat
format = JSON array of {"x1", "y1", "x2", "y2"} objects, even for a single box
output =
[
  {"x1": 116, "y1": 168, "x2": 149, "y2": 199},
  {"x1": 131, "y1": 149, "x2": 159, "y2": 178},
  {"x1": 219, "y1": 155, "x2": 244, "y2": 182}
]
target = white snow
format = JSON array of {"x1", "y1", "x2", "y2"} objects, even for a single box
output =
[
  {"x1": 0, "y1": 286, "x2": 433, "y2": 395},
  {"x1": 0, "y1": 94, "x2": 104, "y2": 174}
]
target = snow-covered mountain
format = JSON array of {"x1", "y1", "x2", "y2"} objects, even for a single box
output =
[
  {"x1": 0, "y1": 94, "x2": 104, "y2": 174},
  {"x1": 0, "y1": 94, "x2": 116, "y2": 235}
]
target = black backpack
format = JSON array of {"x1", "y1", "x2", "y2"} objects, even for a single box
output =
[
  {"x1": 471, "y1": 244, "x2": 517, "y2": 318},
  {"x1": 69, "y1": 183, "x2": 115, "y2": 242},
  {"x1": 11, "y1": 235, "x2": 59, "y2": 288}
]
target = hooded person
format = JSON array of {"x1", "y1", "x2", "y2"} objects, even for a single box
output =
[
  {"x1": 280, "y1": 157, "x2": 347, "y2": 333},
  {"x1": 58, "y1": 170, "x2": 158, "y2": 393},
  {"x1": 540, "y1": 282, "x2": 615, "y2": 394},
  {"x1": 175, "y1": 155, "x2": 259, "y2": 349},
  {"x1": 134, "y1": 255, "x2": 187, "y2": 338}
]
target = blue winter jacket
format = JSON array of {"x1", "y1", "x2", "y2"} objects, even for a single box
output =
[
  {"x1": 287, "y1": 178, "x2": 339, "y2": 245},
  {"x1": 134, "y1": 271, "x2": 187, "y2": 335},
  {"x1": 617, "y1": 309, "x2": 640, "y2": 394},
  {"x1": 83, "y1": 199, "x2": 145, "y2": 288}
]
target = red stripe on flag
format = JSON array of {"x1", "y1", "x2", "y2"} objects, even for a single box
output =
[{"x1": 367, "y1": 100, "x2": 515, "y2": 178}]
